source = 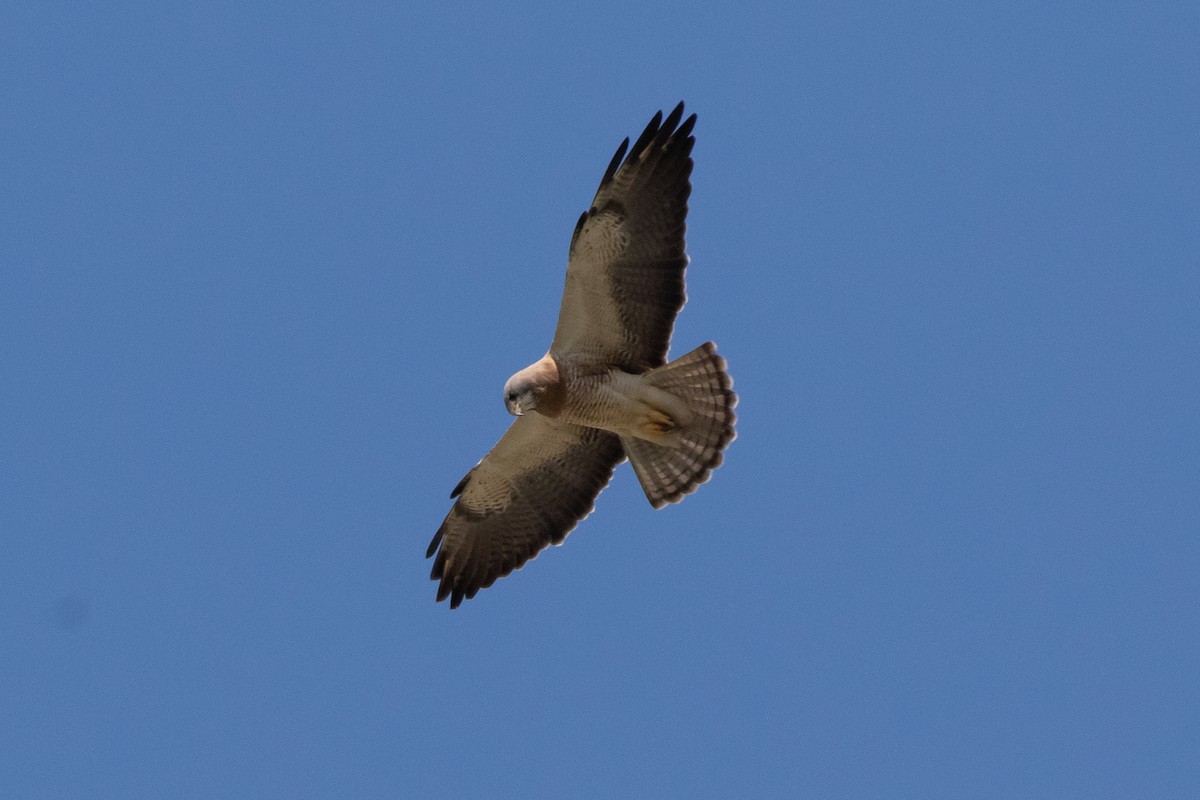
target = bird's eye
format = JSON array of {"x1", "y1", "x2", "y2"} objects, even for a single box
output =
[{"x1": 506, "y1": 391, "x2": 517, "y2": 402}]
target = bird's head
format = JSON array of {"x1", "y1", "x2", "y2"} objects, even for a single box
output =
[
  {"x1": 503, "y1": 355, "x2": 561, "y2": 417},
  {"x1": 503, "y1": 375, "x2": 537, "y2": 416}
]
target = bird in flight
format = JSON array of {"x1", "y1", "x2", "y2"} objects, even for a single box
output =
[{"x1": 426, "y1": 103, "x2": 737, "y2": 608}]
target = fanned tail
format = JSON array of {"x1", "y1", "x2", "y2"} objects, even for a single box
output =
[{"x1": 621, "y1": 342, "x2": 737, "y2": 508}]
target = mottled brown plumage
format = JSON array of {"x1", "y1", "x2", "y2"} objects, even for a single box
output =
[{"x1": 427, "y1": 103, "x2": 736, "y2": 608}]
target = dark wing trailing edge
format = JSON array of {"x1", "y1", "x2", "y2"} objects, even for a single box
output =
[
  {"x1": 426, "y1": 415, "x2": 624, "y2": 608},
  {"x1": 550, "y1": 102, "x2": 696, "y2": 370}
]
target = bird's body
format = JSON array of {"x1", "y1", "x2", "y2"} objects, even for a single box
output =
[
  {"x1": 427, "y1": 103, "x2": 737, "y2": 607},
  {"x1": 510, "y1": 354, "x2": 693, "y2": 443}
]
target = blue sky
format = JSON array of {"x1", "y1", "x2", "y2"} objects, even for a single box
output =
[{"x1": 3, "y1": 2, "x2": 1198, "y2": 797}]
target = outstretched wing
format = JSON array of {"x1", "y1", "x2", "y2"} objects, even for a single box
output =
[
  {"x1": 426, "y1": 414, "x2": 624, "y2": 608},
  {"x1": 550, "y1": 102, "x2": 696, "y2": 370}
]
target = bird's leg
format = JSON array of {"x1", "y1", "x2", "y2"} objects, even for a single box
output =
[{"x1": 641, "y1": 408, "x2": 678, "y2": 437}]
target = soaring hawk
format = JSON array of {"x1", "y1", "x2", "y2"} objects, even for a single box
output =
[{"x1": 427, "y1": 103, "x2": 737, "y2": 608}]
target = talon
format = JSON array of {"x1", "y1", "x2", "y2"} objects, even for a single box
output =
[{"x1": 643, "y1": 409, "x2": 677, "y2": 436}]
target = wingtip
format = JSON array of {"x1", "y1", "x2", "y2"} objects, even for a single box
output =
[
  {"x1": 629, "y1": 109, "x2": 664, "y2": 158},
  {"x1": 601, "y1": 137, "x2": 630, "y2": 187},
  {"x1": 596, "y1": 103, "x2": 697, "y2": 195},
  {"x1": 678, "y1": 111, "x2": 697, "y2": 142},
  {"x1": 426, "y1": 524, "x2": 445, "y2": 559},
  {"x1": 660, "y1": 102, "x2": 684, "y2": 137}
]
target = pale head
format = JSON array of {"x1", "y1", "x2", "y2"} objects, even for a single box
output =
[{"x1": 503, "y1": 355, "x2": 560, "y2": 416}]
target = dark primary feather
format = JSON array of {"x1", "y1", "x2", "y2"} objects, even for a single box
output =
[
  {"x1": 426, "y1": 415, "x2": 624, "y2": 608},
  {"x1": 600, "y1": 138, "x2": 630, "y2": 186},
  {"x1": 551, "y1": 102, "x2": 697, "y2": 370}
]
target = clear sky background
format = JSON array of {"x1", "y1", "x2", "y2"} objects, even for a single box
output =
[{"x1": 3, "y1": 3, "x2": 1198, "y2": 798}]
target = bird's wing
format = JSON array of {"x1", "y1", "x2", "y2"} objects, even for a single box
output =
[
  {"x1": 426, "y1": 414, "x2": 624, "y2": 608},
  {"x1": 549, "y1": 102, "x2": 696, "y2": 370}
]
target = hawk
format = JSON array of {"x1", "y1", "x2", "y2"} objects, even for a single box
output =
[{"x1": 427, "y1": 103, "x2": 737, "y2": 608}]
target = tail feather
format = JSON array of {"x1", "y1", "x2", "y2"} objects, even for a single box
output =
[{"x1": 622, "y1": 342, "x2": 737, "y2": 508}]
